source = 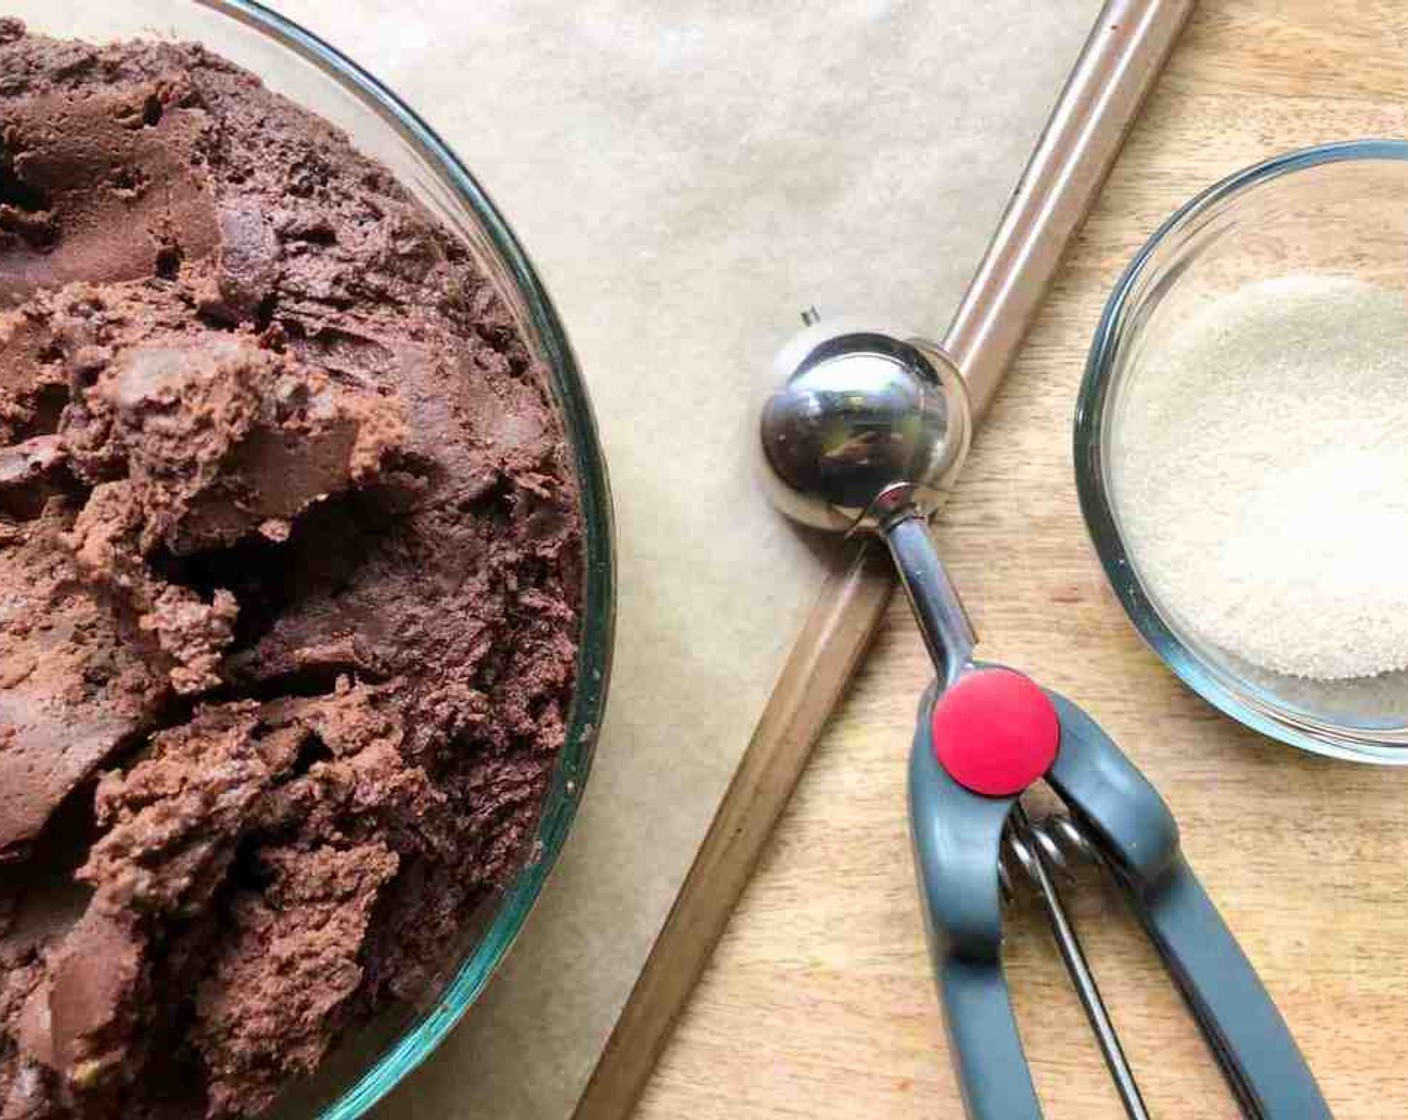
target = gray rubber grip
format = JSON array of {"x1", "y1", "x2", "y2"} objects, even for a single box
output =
[
  {"x1": 1045, "y1": 693, "x2": 1331, "y2": 1120},
  {"x1": 909, "y1": 701, "x2": 1041, "y2": 1120},
  {"x1": 938, "y1": 958, "x2": 1043, "y2": 1120},
  {"x1": 1139, "y1": 858, "x2": 1331, "y2": 1120}
]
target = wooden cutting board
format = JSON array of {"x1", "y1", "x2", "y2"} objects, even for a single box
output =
[{"x1": 632, "y1": 2, "x2": 1408, "y2": 1117}]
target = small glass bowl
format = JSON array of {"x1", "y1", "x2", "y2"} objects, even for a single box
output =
[
  {"x1": 3, "y1": 0, "x2": 615, "y2": 1115},
  {"x1": 1076, "y1": 140, "x2": 1408, "y2": 764}
]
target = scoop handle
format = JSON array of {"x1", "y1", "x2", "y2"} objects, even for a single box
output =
[
  {"x1": 1045, "y1": 693, "x2": 1331, "y2": 1120},
  {"x1": 1136, "y1": 858, "x2": 1332, "y2": 1120},
  {"x1": 909, "y1": 697, "x2": 1041, "y2": 1120},
  {"x1": 884, "y1": 515, "x2": 976, "y2": 688},
  {"x1": 937, "y1": 957, "x2": 1043, "y2": 1120}
]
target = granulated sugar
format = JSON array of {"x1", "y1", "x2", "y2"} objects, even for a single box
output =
[{"x1": 1112, "y1": 275, "x2": 1408, "y2": 681}]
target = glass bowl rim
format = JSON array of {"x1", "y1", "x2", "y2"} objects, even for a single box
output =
[
  {"x1": 1074, "y1": 139, "x2": 1408, "y2": 766},
  {"x1": 183, "y1": 0, "x2": 618, "y2": 1114}
]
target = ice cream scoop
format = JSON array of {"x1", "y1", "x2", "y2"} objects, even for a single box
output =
[
  {"x1": 760, "y1": 319, "x2": 974, "y2": 683},
  {"x1": 759, "y1": 319, "x2": 1329, "y2": 1120}
]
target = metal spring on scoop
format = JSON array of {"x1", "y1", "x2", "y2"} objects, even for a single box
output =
[
  {"x1": 1000, "y1": 809, "x2": 1150, "y2": 1120},
  {"x1": 998, "y1": 812, "x2": 1098, "y2": 902}
]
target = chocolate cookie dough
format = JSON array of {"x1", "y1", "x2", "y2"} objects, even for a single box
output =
[{"x1": 0, "y1": 21, "x2": 582, "y2": 1119}]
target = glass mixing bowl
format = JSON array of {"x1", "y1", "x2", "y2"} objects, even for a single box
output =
[
  {"x1": 2, "y1": 0, "x2": 614, "y2": 1114},
  {"x1": 1077, "y1": 140, "x2": 1408, "y2": 764}
]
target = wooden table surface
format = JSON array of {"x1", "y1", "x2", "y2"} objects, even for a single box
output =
[{"x1": 632, "y1": 3, "x2": 1408, "y2": 1117}]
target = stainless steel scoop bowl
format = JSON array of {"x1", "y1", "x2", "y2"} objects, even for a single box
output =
[
  {"x1": 760, "y1": 320, "x2": 975, "y2": 683},
  {"x1": 760, "y1": 320, "x2": 971, "y2": 533}
]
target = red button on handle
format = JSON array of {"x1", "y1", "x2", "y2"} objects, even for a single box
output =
[{"x1": 930, "y1": 668, "x2": 1059, "y2": 797}]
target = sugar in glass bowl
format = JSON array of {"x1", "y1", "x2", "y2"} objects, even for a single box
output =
[{"x1": 1077, "y1": 141, "x2": 1408, "y2": 763}]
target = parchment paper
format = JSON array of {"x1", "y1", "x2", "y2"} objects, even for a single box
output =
[
  {"x1": 256, "y1": 3, "x2": 1103, "y2": 1117},
  {"x1": 6, "y1": 2, "x2": 1097, "y2": 1115}
]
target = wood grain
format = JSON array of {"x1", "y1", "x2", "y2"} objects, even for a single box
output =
[{"x1": 633, "y1": 2, "x2": 1408, "y2": 1117}]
